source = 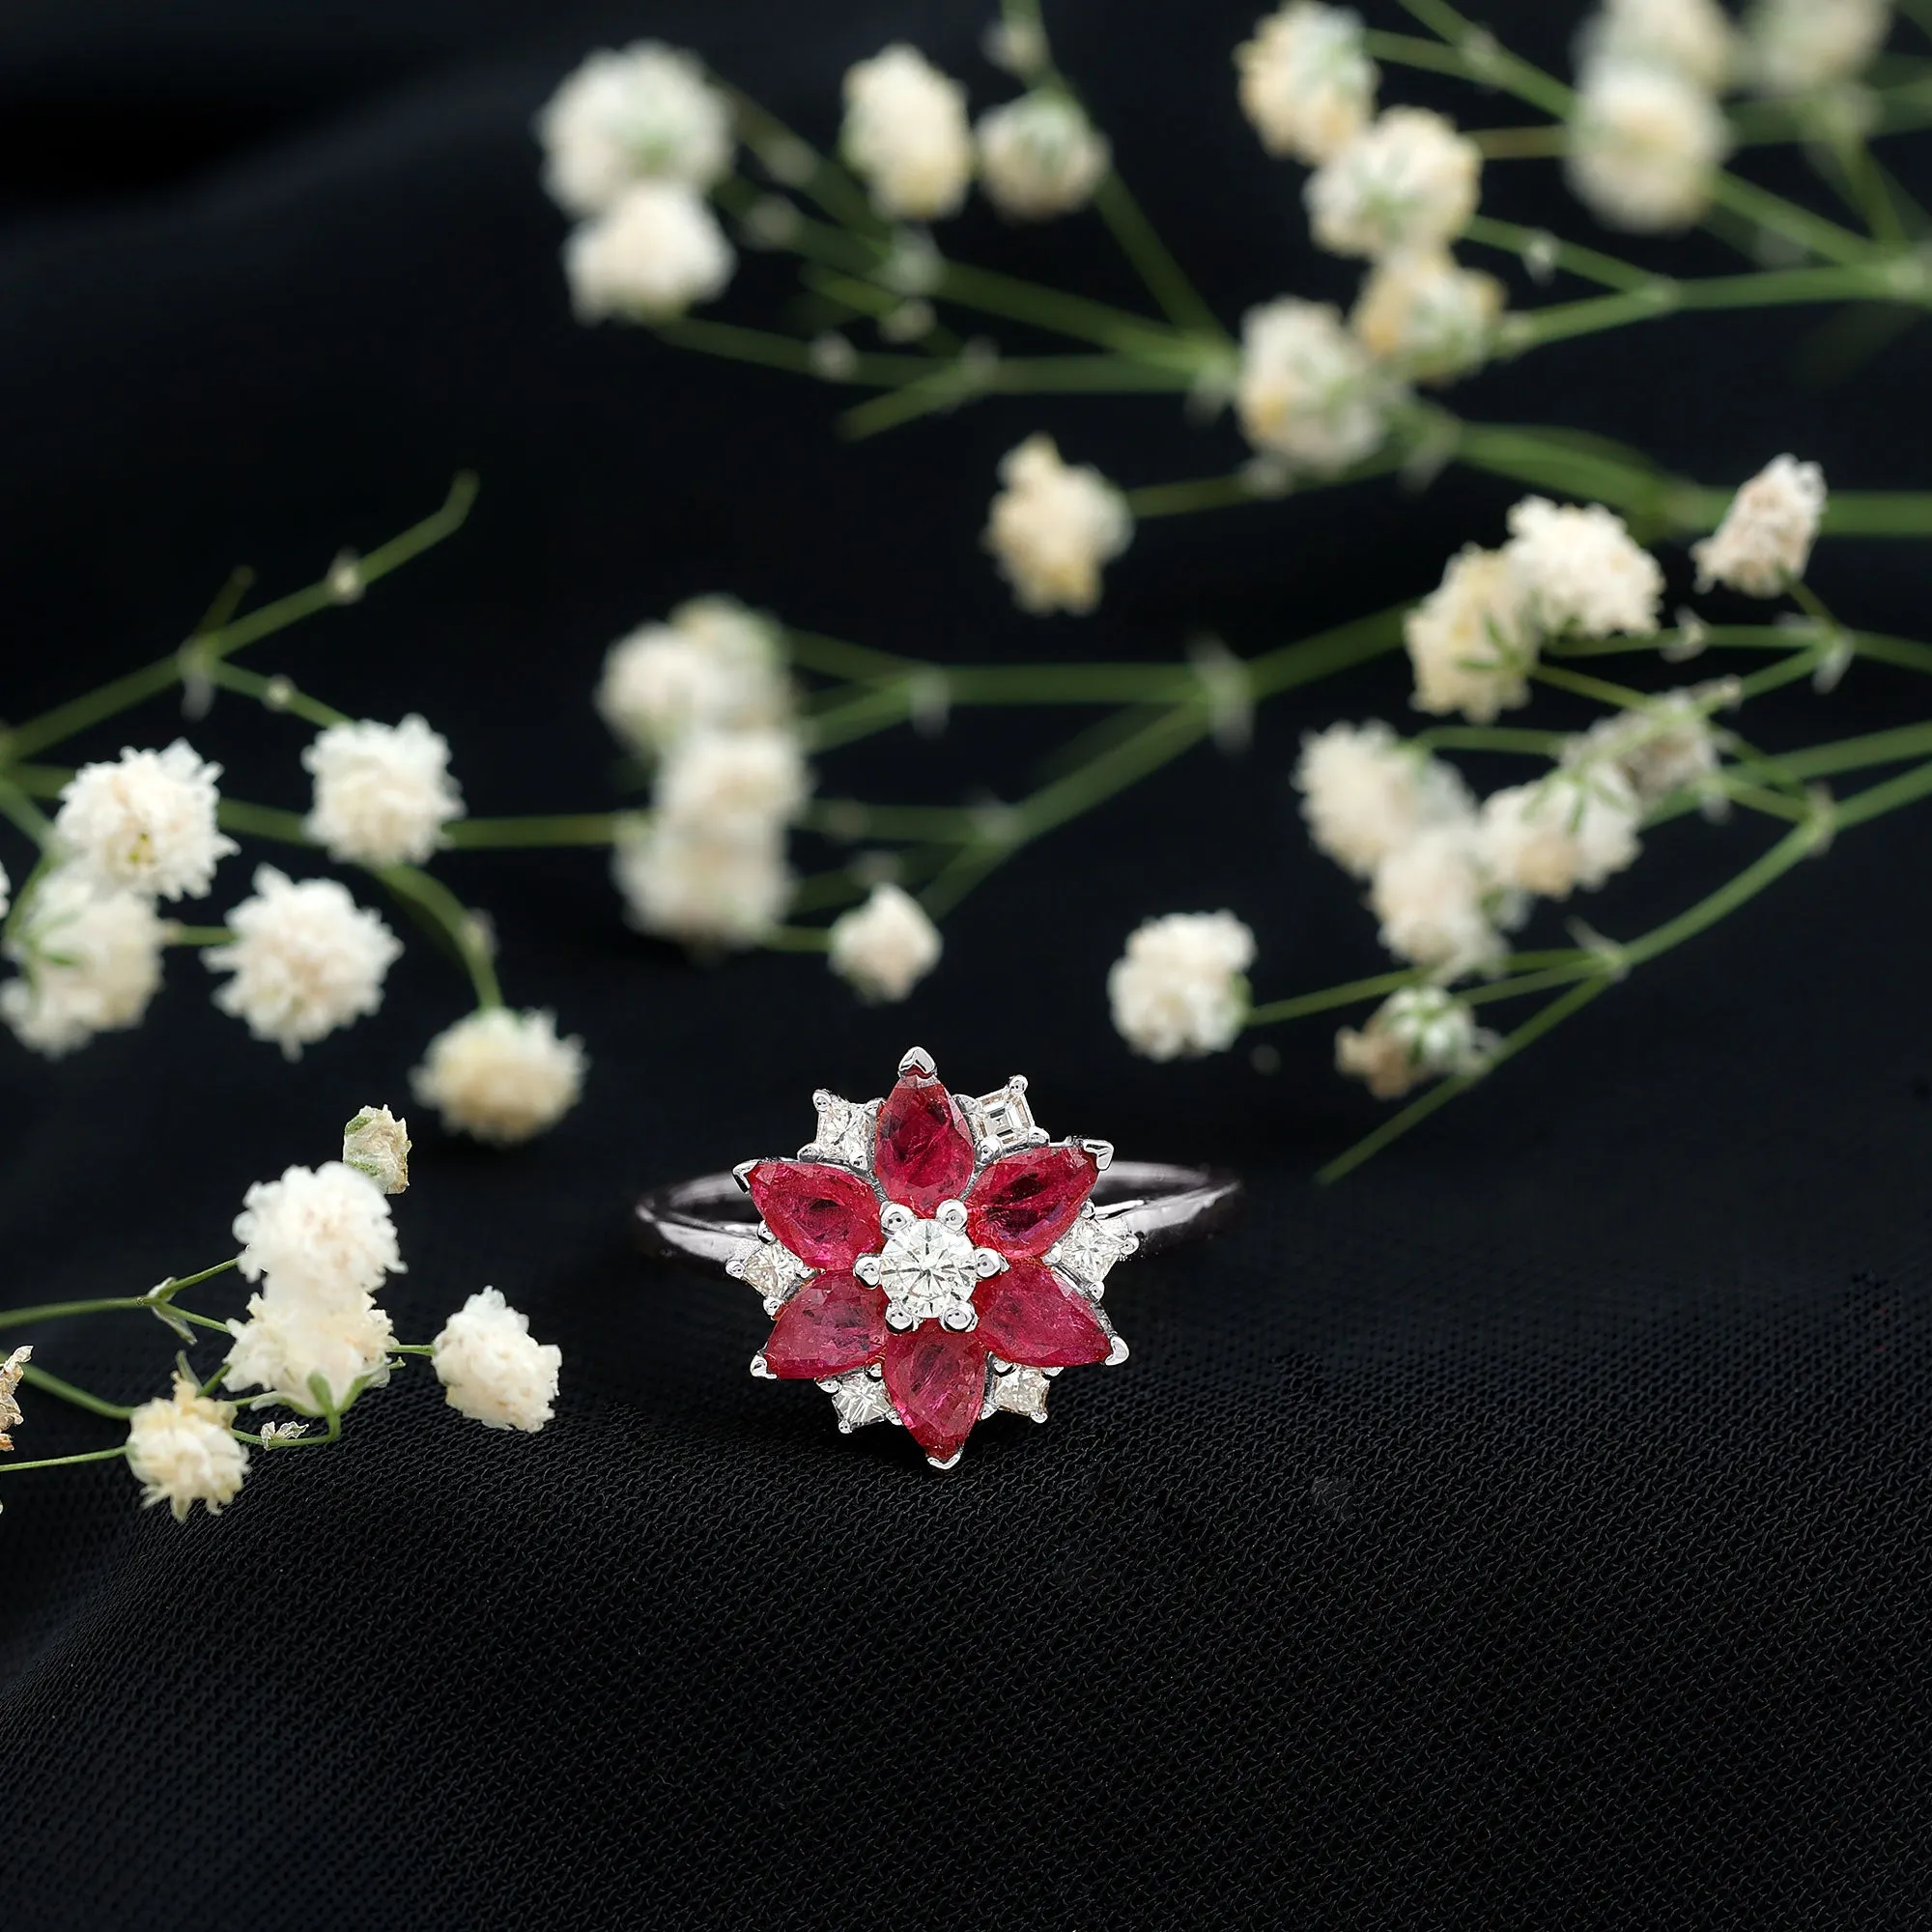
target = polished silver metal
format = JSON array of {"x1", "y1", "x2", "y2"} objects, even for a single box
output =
[{"x1": 636, "y1": 1159, "x2": 1242, "y2": 1278}]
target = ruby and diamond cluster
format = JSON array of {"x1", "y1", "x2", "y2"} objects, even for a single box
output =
[{"x1": 728, "y1": 1047, "x2": 1139, "y2": 1468}]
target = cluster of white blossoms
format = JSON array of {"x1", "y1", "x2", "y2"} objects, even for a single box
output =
[
  {"x1": 1, "y1": 868, "x2": 165, "y2": 1057},
  {"x1": 827, "y1": 882, "x2": 943, "y2": 1004},
  {"x1": 1566, "y1": 0, "x2": 1894, "y2": 234},
  {"x1": 301, "y1": 714, "x2": 465, "y2": 867},
  {"x1": 1236, "y1": 2, "x2": 1378, "y2": 165},
  {"x1": 596, "y1": 594, "x2": 791, "y2": 757},
  {"x1": 599, "y1": 595, "x2": 810, "y2": 950},
  {"x1": 1109, "y1": 911, "x2": 1256, "y2": 1061},
  {"x1": 431, "y1": 1288, "x2": 562, "y2": 1433},
  {"x1": 206, "y1": 867, "x2": 403, "y2": 1061},
  {"x1": 1568, "y1": 0, "x2": 1734, "y2": 232},
  {"x1": 1335, "y1": 985, "x2": 1496, "y2": 1099},
  {"x1": 983, "y1": 433, "x2": 1135, "y2": 615},
  {"x1": 411, "y1": 1008, "x2": 586, "y2": 1147},
  {"x1": 1, "y1": 1344, "x2": 28, "y2": 1454},
  {"x1": 541, "y1": 42, "x2": 738, "y2": 324},
  {"x1": 1691, "y1": 453, "x2": 1828, "y2": 596},
  {"x1": 1405, "y1": 495, "x2": 1665, "y2": 724},
  {"x1": 53, "y1": 741, "x2": 235, "y2": 901},
  {"x1": 1232, "y1": 7, "x2": 1500, "y2": 469},
  {"x1": 111, "y1": 1111, "x2": 565, "y2": 1524},
  {"x1": 225, "y1": 1159, "x2": 404, "y2": 1415},
  {"x1": 975, "y1": 92, "x2": 1110, "y2": 221}
]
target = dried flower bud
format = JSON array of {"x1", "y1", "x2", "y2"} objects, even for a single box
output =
[
  {"x1": 343, "y1": 1105, "x2": 412, "y2": 1195},
  {"x1": 1, "y1": 1345, "x2": 30, "y2": 1452}
]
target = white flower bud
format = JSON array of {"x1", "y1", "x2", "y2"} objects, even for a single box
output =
[
  {"x1": 1108, "y1": 912, "x2": 1255, "y2": 1061},
  {"x1": 1568, "y1": 59, "x2": 1729, "y2": 232},
  {"x1": 1691, "y1": 455, "x2": 1827, "y2": 596},
  {"x1": 1236, "y1": 3, "x2": 1378, "y2": 165},
  {"x1": 224, "y1": 1294, "x2": 395, "y2": 1418},
  {"x1": 302, "y1": 715, "x2": 465, "y2": 868},
  {"x1": 976, "y1": 93, "x2": 1110, "y2": 220},
  {"x1": 1236, "y1": 297, "x2": 1394, "y2": 473},
  {"x1": 565, "y1": 181, "x2": 734, "y2": 322},
  {"x1": 611, "y1": 817, "x2": 792, "y2": 949},
  {"x1": 411, "y1": 1009, "x2": 586, "y2": 1147},
  {"x1": 432, "y1": 1289, "x2": 562, "y2": 1433},
  {"x1": 653, "y1": 727, "x2": 810, "y2": 833},
  {"x1": 1350, "y1": 249, "x2": 1503, "y2": 384},
  {"x1": 1404, "y1": 545, "x2": 1539, "y2": 723},
  {"x1": 1306, "y1": 108, "x2": 1481, "y2": 259},
  {"x1": 828, "y1": 884, "x2": 942, "y2": 1004},
  {"x1": 1, "y1": 1346, "x2": 29, "y2": 1452},
  {"x1": 1, "y1": 867, "x2": 165, "y2": 1057},
  {"x1": 125, "y1": 1378, "x2": 248, "y2": 1523},
  {"x1": 595, "y1": 595, "x2": 790, "y2": 756},
  {"x1": 1504, "y1": 497, "x2": 1664, "y2": 638},
  {"x1": 342, "y1": 1105, "x2": 412, "y2": 1195},
  {"x1": 206, "y1": 867, "x2": 401, "y2": 1061},
  {"x1": 841, "y1": 44, "x2": 974, "y2": 221},
  {"x1": 1294, "y1": 721, "x2": 1476, "y2": 879},
  {"x1": 1480, "y1": 767, "x2": 1644, "y2": 900},
  {"x1": 1369, "y1": 825, "x2": 1512, "y2": 975},
  {"x1": 1579, "y1": 0, "x2": 1737, "y2": 92},
  {"x1": 1745, "y1": 0, "x2": 1891, "y2": 96},
  {"x1": 234, "y1": 1161, "x2": 406, "y2": 1304},
  {"x1": 537, "y1": 42, "x2": 733, "y2": 216},
  {"x1": 983, "y1": 434, "x2": 1134, "y2": 615},
  {"x1": 54, "y1": 740, "x2": 237, "y2": 901},
  {"x1": 1336, "y1": 986, "x2": 1495, "y2": 1098}
]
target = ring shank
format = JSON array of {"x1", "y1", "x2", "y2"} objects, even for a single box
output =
[{"x1": 635, "y1": 1161, "x2": 1241, "y2": 1275}]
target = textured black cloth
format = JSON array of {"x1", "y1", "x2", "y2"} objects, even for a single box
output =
[{"x1": 4, "y1": 3, "x2": 1931, "y2": 1925}]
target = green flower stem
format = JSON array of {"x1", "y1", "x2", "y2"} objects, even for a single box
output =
[
  {"x1": 838, "y1": 354, "x2": 1200, "y2": 440},
  {"x1": 1460, "y1": 213, "x2": 1658, "y2": 294},
  {"x1": 1394, "y1": 0, "x2": 1575, "y2": 119},
  {"x1": 1704, "y1": 172, "x2": 1876, "y2": 270},
  {"x1": 1832, "y1": 754, "x2": 1932, "y2": 829},
  {"x1": 803, "y1": 802, "x2": 980, "y2": 840},
  {"x1": 0, "y1": 1260, "x2": 238, "y2": 1336},
  {"x1": 1412, "y1": 724, "x2": 1565, "y2": 754},
  {"x1": 1778, "y1": 720, "x2": 1932, "y2": 781},
  {"x1": 722, "y1": 88, "x2": 885, "y2": 239},
  {"x1": 762, "y1": 924, "x2": 834, "y2": 952},
  {"x1": 0, "y1": 774, "x2": 54, "y2": 847},
  {"x1": 1, "y1": 472, "x2": 476, "y2": 763},
  {"x1": 20, "y1": 1364, "x2": 136, "y2": 1423},
  {"x1": 165, "y1": 926, "x2": 237, "y2": 946},
  {"x1": 1125, "y1": 474, "x2": 1270, "y2": 519},
  {"x1": 442, "y1": 814, "x2": 623, "y2": 848},
  {"x1": 804, "y1": 682, "x2": 916, "y2": 751},
  {"x1": 1246, "y1": 971, "x2": 1423, "y2": 1026},
  {"x1": 0, "y1": 1445, "x2": 128, "y2": 1476},
  {"x1": 932, "y1": 256, "x2": 1214, "y2": 364},
  {"x1": 204, "y1": 661, "x2": 349, "y2": 730},
  {"x1": 650, "y1": 314, "x2": 935, "y2": 386},
  {"x1": 215, "y1": 799, "x2": 309, "y2": 844},
  {"x1": 1530, "y1": 662, "x2": 1653, "y2": 708},
  {"x1": 374, "y1": 864, "x2": 502, "y2": 1010},
  {"x1": 1089, "y1": 172, "x2": 1231, "y2": 343},
  {"x1": 1471, "y1": 126, "x2": 1570, "y2": 160},
  {"x1": 782, "y1": 627, "x2": 919, "y2": 678}
]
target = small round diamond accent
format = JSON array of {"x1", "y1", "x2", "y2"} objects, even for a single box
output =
[{"x1": 874, "y1": 1217, "x2": 980, "y2": 1324}]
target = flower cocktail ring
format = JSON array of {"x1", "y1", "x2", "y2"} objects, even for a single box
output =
[{"x1": 635, "y1": 1047, "x2": 1240, "y2": 1468}]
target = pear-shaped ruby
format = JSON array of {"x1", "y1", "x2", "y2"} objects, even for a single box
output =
[
  {"x1": 975, "y1": 1260, "x2": 1111, "y2": 1367},
  {"x1": 762, "y1": 1272, "x2": 887, "y2": 1379},
  {"x1": 873, "y1": 1072, "x2": 975, "y2": 1216},
  {"x1": 882, "y1": 1324, "x2": 988, "y2": 1463},
  {"x1": 965, "y1": 1145, "x2": 1097, "y2": 1257},
  {"x1": 747, "y1": 1161, "x2": 883, "y2": 1269}
]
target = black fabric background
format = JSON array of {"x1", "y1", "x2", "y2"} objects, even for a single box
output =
[{"x1": 3, "y1": 2, "x2": 1930, "y2": 1924}]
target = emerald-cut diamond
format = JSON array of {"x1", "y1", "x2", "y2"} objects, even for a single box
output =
[{"x1": 959, "y1": 1079, "x2": 1040, "y2": 1156}]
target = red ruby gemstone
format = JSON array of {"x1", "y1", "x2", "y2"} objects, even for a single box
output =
[
  {"x1": 761, "y1": 1272, "x2": 887, "y2": 1379},
  {"x1": 747, "y1": 1161, "x2": 883, "y2": 1269},
  {"x1": 873, "y1": 1072, "x2": 976, "y2": 1216},
  {"x1": 883, "y1": 1324, "x2": 988, "y2": 1463},
  {"x1": 964, "y1": 1145, "x2": 1097, "y2": 1257},
  {"x1": 974, "y1": 1259, "x2": 1111, "y2": 1367}
]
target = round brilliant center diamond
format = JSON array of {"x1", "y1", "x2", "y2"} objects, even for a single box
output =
[{"x1": 874, "y1": 1217, "x2": 979, "y2": 1323}]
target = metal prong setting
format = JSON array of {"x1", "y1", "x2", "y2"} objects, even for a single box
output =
[
  {"x1": 881, "y1": 1202, "x2": 916, "y2": 1236},
  {"x1": 940, "y1": 1306, "x2": 979, "y2": 1333},
  {"x1": 973, "y1": 1246, "x2": 1008, "y2": 1279},
  {"x1": 854, "y1": 1254, "x2": 883, "y2": 1287},
  {"x1": 731, "y1": 1158, "x2": 761, "y2": 1193},
  {"x1": 750, "y1": 1353, "x2": 774, "y2": 1379},
  {"x1": 1077, "y1": 1137, "x2": 1115, "y2": 1173},
  {"x1": 898, "y1": 1045, "x2": 937, "y2": 1077},
  {"x1": 934, "y1": 1199, "x2": 967, "y2": 1232},
  {"x1": 1105, "y1": 1335, "x2": 1130, "y2": 1366},
  {"x1": 926, "y1": 1449, "x2": 963, "y2": 1471}
]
